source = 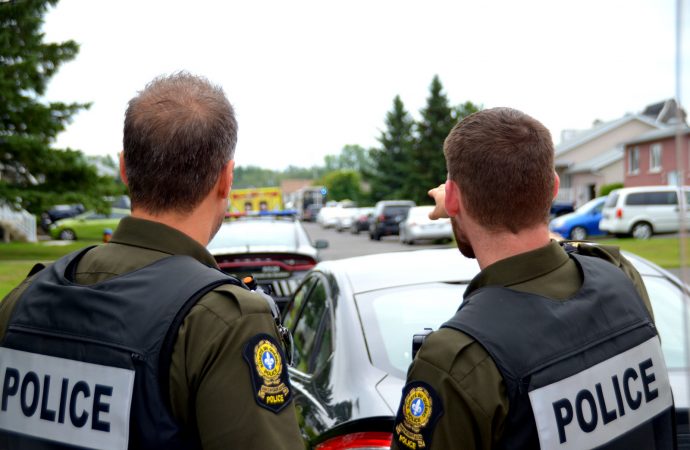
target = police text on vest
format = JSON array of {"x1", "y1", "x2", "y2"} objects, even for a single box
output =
[
  {"x1": 0, "y1": 348, "x2": 135, "y2": 450},
  {"x1": 528, "y1": 337, "x2": 673, "y2": 450}
]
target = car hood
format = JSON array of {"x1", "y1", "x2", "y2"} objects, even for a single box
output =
[{"x1": 375, "y1": 373, "x2": 406, "y2": 414}]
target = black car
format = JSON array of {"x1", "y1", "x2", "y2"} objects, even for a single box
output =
[
  {"x1": 207, "y1": 214, "x2": 328, "y2": 311},
  {"x1": 284, "y1": 248, "x2": 690, "y2": 449},
  {"x1": 369, "y1": 200, "x2": 415, "y2": 240}
]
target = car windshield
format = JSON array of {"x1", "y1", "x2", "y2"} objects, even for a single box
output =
[
  {"x1": 576, "y1": 197, "x2": 604, "y2": 214},
  {"x1": 208, "y1": 220, "x2": 300, "y2": 249},
  {"x1": 354, "y1": 272, "x2": 688, "y2": 379},
  {"x1": 355, "y1": 283, "x2": 466, "y2": 378}
]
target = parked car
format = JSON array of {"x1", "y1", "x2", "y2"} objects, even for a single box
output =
[
  {"x1": 317, "y1": 205, "x2": 343, "y2": 229},
  {"x1": 49, "y1": 208, "x2": 130, "y2": 241},
  {"x1": 369, "y1": 200, "x2": 415, "y2": 240},
  {"x1": 284, "y1": 248, "x2": 689, "y2": 449},
  {"x1": 40, "y1": 204, "x2": 85, "y2": 232},
  {"x1": 550, "y1": 200, "x2": 575, "y2": 218},
  {"x1": 207, "y1": 214, "x2": 328, "y2": 310},
  {"x1": 349, "y1": 207, "x2": 374, "y2": 234},
  {"x1": 600, "y1": 185, "x2": 690, "y2": 239},
  {"x1": 399, "y1": 205, "x2": 453, "y2": 245},
  {"x1": 549, "y1": 196, "x2": 607, "y2": 240},
  {"x1": 333, "y1": 205, "x2": 360, "y2": 232}
]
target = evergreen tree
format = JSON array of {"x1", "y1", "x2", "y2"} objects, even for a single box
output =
[
  {"x1": 0, "y1": 0, "x2": 119, "y2": 215},
  {"x1": 369, "y1": 95, "x2": 414, "y2": 202},
  {"x1": 405, "y1": 75, "x2": 456, "y2": 205}
]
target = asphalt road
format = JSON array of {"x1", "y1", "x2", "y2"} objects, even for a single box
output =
[{"x1": 302, "y1": 221, "x2": 453, "y2": 261}]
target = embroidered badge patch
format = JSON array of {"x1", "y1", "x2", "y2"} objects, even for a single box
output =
[
  {"x1": 243, "y1": 333, "x2": 292, "y2": 413},
  {"x1": 394, "y1": 381, "x2": 443, "y2": 449}
]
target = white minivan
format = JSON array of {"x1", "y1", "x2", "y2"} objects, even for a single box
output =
[{"x1": 599, "y1": 185, "x2": 690, "y2": 239}]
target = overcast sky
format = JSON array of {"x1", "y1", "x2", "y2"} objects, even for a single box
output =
[{"x1": 43, "y1": 0, "x2": 688, "y2": 170}]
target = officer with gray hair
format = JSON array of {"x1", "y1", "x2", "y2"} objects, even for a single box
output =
[{"x1": 0, "y1": 72, "x2": 303, "y2": 449}]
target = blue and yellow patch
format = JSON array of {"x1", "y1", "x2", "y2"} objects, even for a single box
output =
[
  {"x1": 243, "y1": 334, "x2": 292, "y2": 413},
  {"x1": 394, "y1": 381, "x2": 443, "y2": 449}
]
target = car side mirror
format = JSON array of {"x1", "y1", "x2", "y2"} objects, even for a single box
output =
[{"x1": 315, "y1": 240, "x2": 329, "y2": 249}]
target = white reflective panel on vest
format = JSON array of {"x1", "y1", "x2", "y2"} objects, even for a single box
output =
[
  {"x1": 528, "y1": 337, "x2": 672, "y2": 450},
  {"x1": 0, "y1": 347, "x2": 135, "y2": 450}
]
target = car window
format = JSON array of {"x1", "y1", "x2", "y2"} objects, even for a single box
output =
[
  {"x1": 291, "y1": 278, "x2": 328, "y2": 373},
  {"x1": 604, "y1": 192, "x2": 619, "y2": 208},
  {"x1": 643, "y1": 275, "x2": 689, "y2": 369},
  {"x1": 356, "y1": 283, "x2": 466, "y2": 378},
  {"x1": 626, "y1": 191, "x2": 677, "y2": 206},
  {"x1": 208, "y1": 220, "x2": 298, "y2": 249},
  {"x1": 284, "y1": 276, "x2": 318, "y2": 327},
  {"x1": 311, "y1": 304, "x2": 333, "y2": 373},
  {"x1": 384, "y1": 205, "x2": 412, "y2": 216}
]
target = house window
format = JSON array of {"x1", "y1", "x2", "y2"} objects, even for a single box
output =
[
  {"x1": 628, "y1": 146, "x2": 640, "y2": 174},
  {"x1": 650, "y1": 143, "x2": 662, "y2": 172}
]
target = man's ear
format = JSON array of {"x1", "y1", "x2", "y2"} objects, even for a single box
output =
[
  {"x1": 553, "y1": 171, "x2": 560, "y2": 200},
  {"x1": 119, "y1": 152, "x2": 128, "y2": 186},
  {"x1": 445, "y1": 179, "x2": 462, "y2": 217},
  {"x1": 217, "y1": 160, "x2": 235, "y2": 198}
]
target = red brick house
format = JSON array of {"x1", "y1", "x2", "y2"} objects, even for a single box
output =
[{"x1": 623, "y1": 126, "x2": 690, "y2": 187}]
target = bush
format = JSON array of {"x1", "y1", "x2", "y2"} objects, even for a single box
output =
[{"x1": 599, "y1": 182, "x2": 624, "y2": 197}]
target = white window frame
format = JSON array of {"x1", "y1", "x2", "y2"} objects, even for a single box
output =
[
  {"x1": 650, "y1": 143, "x2": 662, "y2": 173},
  {"x1": 628, "y1": 146, "x2": 640, "y2": 175}
]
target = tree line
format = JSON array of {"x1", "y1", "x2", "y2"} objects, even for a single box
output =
[{"x1": 235, "y1": 76, "x2": 481, "y2": 206}]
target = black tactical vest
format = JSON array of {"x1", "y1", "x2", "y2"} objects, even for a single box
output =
[
  {"x1": 442, "y1": 253, "x2": 676, "y2": 449},
  {"x1": 0, "y1": 247, "x2": 245, "y2": 450}
]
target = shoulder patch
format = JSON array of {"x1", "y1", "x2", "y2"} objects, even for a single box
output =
[
  {"x1": 393, "y1": 381, "x2": 444, "y2": 449},
  {"x1": 242, "y1": 333, "x2": 293, "y2": 413}
]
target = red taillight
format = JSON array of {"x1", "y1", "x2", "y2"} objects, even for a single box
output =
[
  {"x1": 378, "y1": 214, "x2": 385, "y2": 222},
  {"x1": 315, "y1": 432, "x2": 392, "y2": 450},
  {"x1": 616, "y1": 208, "x2": 623, "y2": 219}
]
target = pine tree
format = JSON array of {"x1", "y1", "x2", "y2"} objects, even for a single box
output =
[
  {"x1": 369, "y1": 95, "x2": 414, "y2": 202},
  {"x1": 404, "y1": 75, "x2": 456, "y2": 205},
  {"x1": 0, "y1": 0, "x2": 118, "y2": 214}
]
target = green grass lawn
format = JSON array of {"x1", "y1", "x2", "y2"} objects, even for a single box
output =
[
  {"x1": 597, "y1": 237, "x2": 690, "y2": 269},
  {"x1": 1, "y1": 236, "x2": 690, "y2": 299},
  {"x1": 0, "y1": 240, "x2": 100, "y2": 298}
]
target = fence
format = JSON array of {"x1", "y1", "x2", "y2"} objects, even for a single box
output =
[{"x1": 0, "y1": 204, "x2": 37, "y2": 242}]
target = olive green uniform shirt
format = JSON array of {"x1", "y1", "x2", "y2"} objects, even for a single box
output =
[
  {"x1": 0, "y1": 217, "x2": 304, "y2": 450},
  {"x1": 391, "y1": 241, "x2": 654, "y2": 450}
]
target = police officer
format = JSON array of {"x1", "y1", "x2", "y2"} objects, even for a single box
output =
[
  {"x1": 0, "y1": 73, "x2": 303, "y2": 449},
  {"x1": 391, "y1": 108, "x2": 675, "y2": 449}
]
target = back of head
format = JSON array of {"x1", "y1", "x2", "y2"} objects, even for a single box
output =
[
  {"x1": 123, "y1": 72, "x2": 237, "y2": 215},
  {"x1": 444, "y1": 107, "x2": 554, "y2": 233}
]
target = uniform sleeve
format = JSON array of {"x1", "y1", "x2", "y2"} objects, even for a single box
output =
[
  {"x1": 391, "y1": 329, "x2": 509, "y2": 450},
  {"x1": 169, "y1": 288, "x2": 303, "y2": 450}
]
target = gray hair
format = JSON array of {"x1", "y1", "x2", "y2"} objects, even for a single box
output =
[{"x1": 123, "y1": 72, "x2": 238, "y2": 214}]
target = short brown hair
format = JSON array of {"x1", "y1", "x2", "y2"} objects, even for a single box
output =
[
  {"x1": 444, "y1": 107, "x2": 554, "y2": 233},
  {"x1": 123, "y1": 72, "x2": 237, "y2": 214}
]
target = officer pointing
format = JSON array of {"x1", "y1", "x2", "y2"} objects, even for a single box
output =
[
  {"x1": 390, "y1": 107, "x2": 675, "y2": 449},
  {"x1": 0, "y1": 73, "x2": 303, "y2": 449}
]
